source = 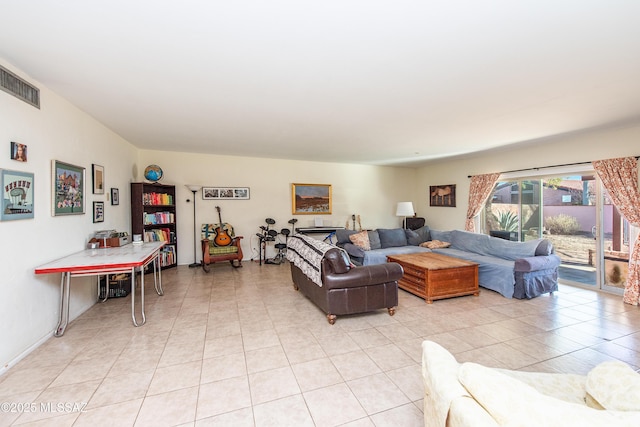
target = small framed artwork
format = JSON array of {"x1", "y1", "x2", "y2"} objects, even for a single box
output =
[
  {"x1": 292, "y1": 183, "x2": 332, "y2": 215},
  {"x1": 10, "y1": 142, "x2": 27, "y2": 162},
  {"x1": 430, "y1": 184, "x2": 456, "y2": 207},
  {"x1": 92, "y1": 164, "x2": 104, "y2": 194},
  {"x1": 111, "y1": 188, "x2": 119, "y2": 205},
  {"x1": 202, "y1": 187, "x2": 250, "y2": 200},
  {"x1": 0, "y1": 169, "x2": 34, "y2": 221},
  {"x1": 52, "y1": 160, "x2": 85, "y2": 216},
  {"x1": 93, "y1": 201, "x2": 104, "y2": 223}
]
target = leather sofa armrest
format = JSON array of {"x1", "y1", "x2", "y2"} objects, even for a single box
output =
[
  {"x1": 514, "y1": 254, "x2": 561, "y2": 272},
  {"x1": 324, "y1": 248, "x2": 351, "y2": 273},
  {"x1": 324, "y1": 262, "x2": 403, "y2": 290}
]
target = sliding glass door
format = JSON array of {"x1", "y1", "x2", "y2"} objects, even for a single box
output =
[
  {"x1": 542, "y1": 175, "x2": 598, "y2": 287},
  {"x1": 483, "y1": 174, "x2": 599, "y2": 288},
  {"x1": 483, "y1": 170, "x2": 636, "y2": 294}
]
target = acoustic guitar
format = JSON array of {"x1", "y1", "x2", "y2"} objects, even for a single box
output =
[{"x1": 214, "y1": 206, "x2": 232, "y2": 246}]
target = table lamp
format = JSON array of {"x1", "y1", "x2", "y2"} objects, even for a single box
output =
[{"x1": 396, "y1": 202, "x2": 414, "y2": 228}]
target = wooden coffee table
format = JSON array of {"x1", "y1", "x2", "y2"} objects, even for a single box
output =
[{"x1": 387, "y1": 252, "x2": 479, "y2": 303}]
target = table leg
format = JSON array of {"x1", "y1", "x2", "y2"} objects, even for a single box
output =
[
  {"x1": 140, "y1": 266, "x2": 146, "y2": 325},
  {"x1": 154, "y1": 253, "x2": 163, "y2": 296},
  {"x1": 54, "y1": 272, "x2": 70, "y2": 337},
  {"x1": 131, "y1": 267, "x2": 146, "y2": 327}
]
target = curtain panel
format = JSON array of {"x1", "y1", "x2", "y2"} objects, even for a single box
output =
[
  {"x1": 465, "y1": 172, "x2": 501, "y2": 232},
  {"x1": 592, "y1": 157, "x2": 640, "y2": 306}
]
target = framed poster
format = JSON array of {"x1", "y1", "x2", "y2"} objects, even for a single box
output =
[
  {"x1": 52, "y1": 160, "x2": 85, "y2": 216},
  {"x1": 111, "y1": 188, "x2": 119, "y2": 205},
  {"x1": 92, "y1": 164, "x2": 104, "y2": 194},
  {"x1": 430, "y1": 184, "x2": 456, "y2": 207},
  {"x1": 93, "y1": 201, "x2": 104, "y2": 223},
  {"x1": 202, "y1": 187, "x2": 250, "y2": 200},
  {"x1": 0, "y1": 169, "x2": 34, "y2": 221},
  {"x1": 292, "y1": 183, "x2": 332, "y2": 215}
]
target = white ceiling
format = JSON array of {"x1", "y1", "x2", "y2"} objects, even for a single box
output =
[{"x1": 2, "y1": 1, "x2": 640, "y2": 167}]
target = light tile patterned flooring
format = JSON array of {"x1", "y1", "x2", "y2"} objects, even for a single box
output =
[{"x1": 1, "y1": 262, "x2": 640, "y2": 426}]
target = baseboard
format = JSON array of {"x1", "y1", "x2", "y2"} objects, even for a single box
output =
[{"x1": 0, "y1": 330, "x2": 53, "y2": 378}]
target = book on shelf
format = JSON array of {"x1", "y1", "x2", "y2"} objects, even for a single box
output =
[
  {"x1": 142, "y1": 192, "x2": 174, "y2": 206},
  {"x1": 144, "y1": 228, "x2": 172, "y2": 243},
  {"x1": 143, "y1": 211, "x2": 175, "y2": 225},
  {"x1": 160, "y1": 245, "x2": 176, "y2": 267}
]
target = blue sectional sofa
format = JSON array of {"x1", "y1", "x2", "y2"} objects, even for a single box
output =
[{"x1": 337, "y1": 228, "x2": 560, "y2": 299}]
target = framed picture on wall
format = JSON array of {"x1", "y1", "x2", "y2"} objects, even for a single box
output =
[
  {"x1": 111, "y1": 188, "x2": 119, "y2": 205},
  {"x1": 52, "y1": 160, "x2": 85, "y2": 216},
  {"x1": 0, "y1": 169, "x2": 34, "y2": 221},
  {"x1": 429, "y1": 184, "x2": 456, "y2": 207},
  {"x1": 202, "y1": 187, "x2": 250, "y2": 200},
  {"x1": 291, "y1": 183, "x2": 332, "y2": 214},
  {"x1": 93, "y1": 201, "x2": 104, "y2": 223},
  {"x1": 10, "y1": 142, "x2": 27, "y2": 162},
  {"x1": 92, "y1": 164, "x2": 104, "y2": 194}
]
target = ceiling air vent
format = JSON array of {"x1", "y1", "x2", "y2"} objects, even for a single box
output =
[{"x1": 0, "y1": 65, "x2": 40, "y2": 109}]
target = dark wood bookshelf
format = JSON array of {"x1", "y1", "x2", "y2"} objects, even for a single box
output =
[{"x1": 130, "y1": 182, "x2": 177, "y2": 269}]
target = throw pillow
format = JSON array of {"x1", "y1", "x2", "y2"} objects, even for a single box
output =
[
  {"x1": 367, "y1": 230, "x2": 382, "y2": 250},
  {"x1": 378, "y1": 228, "x2": 408, "y2": 248},
  {"x1": 420, "y1": 240, "x2": 451, "y2": 249},
  {"x1": 335, "y1": 229, "x2": 358, "y2": 245},
  {"x1": 585, "y1": 361, "x2": 640, "y2": 411},
  {"x1": 413, "y1": 225, "x2": 431, "y2": 243},
  {"x1": 459, "y1": 362, "x2": 640, "y2": 427},
  {"x1": 405, "y1": 228, "x2": 421, "y2": 246},
  {"x1": 535, "y1": 239, "x2": 554, "y2": 256},
  {"x1": 349, "y1": 230, "x2": 371, "y2": 251}
]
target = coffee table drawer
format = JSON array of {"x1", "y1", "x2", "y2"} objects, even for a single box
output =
[
  {"x1": 398, "y1": 263, "x2": 425, "y2": 279},
  {"x1": 398, "y1": 278, "x2": 426, "y2": 298}
]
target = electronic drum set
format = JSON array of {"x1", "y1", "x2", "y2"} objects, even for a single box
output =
[{"x1": 256, "y1": 218, "x2": 298, "y2": 265}]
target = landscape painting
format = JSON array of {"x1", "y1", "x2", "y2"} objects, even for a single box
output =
[{"x1": 292, "y1": 183, "x2": 332, "y2": 215}]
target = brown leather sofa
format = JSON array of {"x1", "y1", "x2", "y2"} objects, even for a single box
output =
[{"x1": 290, "y1": 248, "x2": 403, "y2": 324}]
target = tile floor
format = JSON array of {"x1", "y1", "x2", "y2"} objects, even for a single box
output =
[{"x1": 1, "y1": 262, "x2": 640, "y2": 426}]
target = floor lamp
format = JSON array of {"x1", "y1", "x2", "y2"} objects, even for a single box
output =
[{"x1": 186, "y1": 185, "x2": 201, "y2": 268}]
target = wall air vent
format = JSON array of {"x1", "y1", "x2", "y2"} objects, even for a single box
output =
[{"x1": 0, "y1": 65, "x2": 40, "y2": 109}]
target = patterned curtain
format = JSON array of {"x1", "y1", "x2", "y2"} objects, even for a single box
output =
[
  {"x1": 592, "y1": 157, "x2": 640, "y2": 306},
  {"x1": 465, "y1": 172, "x2": 501, "y2": 232}
]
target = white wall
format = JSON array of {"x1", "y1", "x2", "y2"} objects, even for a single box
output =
[
  {"x1": 0, "y1": 60, "x2": 138, "y2": 372},
  {"x1": 416, "y1": 122, "x2": 640, "y2": 231},
  {"x1": 136, "y1": 151, "x2": 418, "y2": 264}
]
